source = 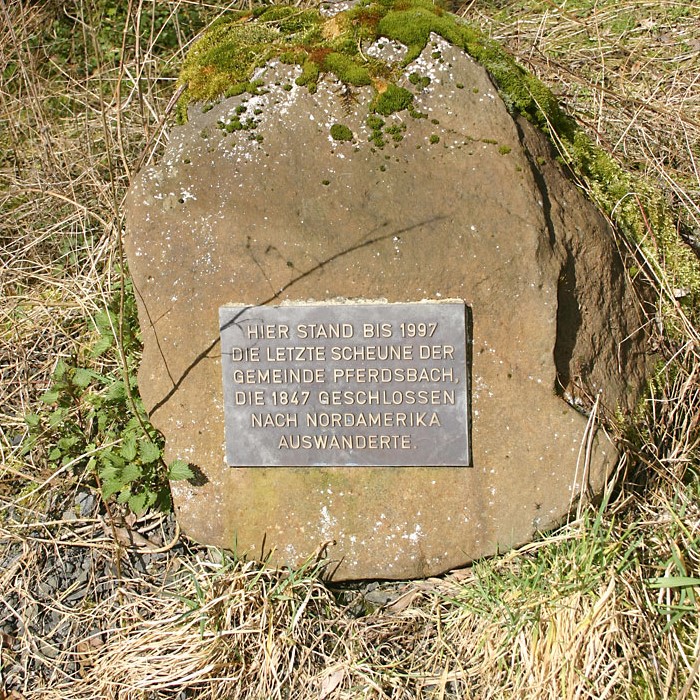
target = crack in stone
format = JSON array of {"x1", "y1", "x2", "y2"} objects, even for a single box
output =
[{"x1": 147, "y1": 215, "x2": 447, "y2": 416}]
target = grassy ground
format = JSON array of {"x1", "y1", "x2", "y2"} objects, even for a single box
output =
[{"x1": 1, "y1": 0, "x2": 699, "y2": 698}]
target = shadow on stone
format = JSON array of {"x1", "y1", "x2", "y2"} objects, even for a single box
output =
[{"x1": 554, "y1": 249, "x2": 582, "y2": 398}]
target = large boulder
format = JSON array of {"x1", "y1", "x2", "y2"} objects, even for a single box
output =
[{"x1": 125, "y1": 11, "x2": 649, "y2": 579}]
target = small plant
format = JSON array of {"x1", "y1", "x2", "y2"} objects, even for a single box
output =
[{"x1": 24, "y1": 279, "x2": 193, "y2": 514}]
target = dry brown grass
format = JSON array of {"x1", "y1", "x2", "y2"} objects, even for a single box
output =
[
  {"x1": 1, "y1": 1, "x2": 698, "y2": 698},
  {"x1": 466, "y1": 0, "x2": 700, "y2": 255}
]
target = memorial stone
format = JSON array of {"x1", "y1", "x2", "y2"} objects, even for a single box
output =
[{"x1": 124, "y1": 1, "x2": 650, "y2": 580}]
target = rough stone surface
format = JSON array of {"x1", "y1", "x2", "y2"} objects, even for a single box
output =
[{"x1": 125, "y1": 34, "x2": 649, "y2": 580}]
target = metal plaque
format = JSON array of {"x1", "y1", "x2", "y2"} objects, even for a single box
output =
[{"x1": 219, "y1": 301, "x2": 471, "y2": 467}]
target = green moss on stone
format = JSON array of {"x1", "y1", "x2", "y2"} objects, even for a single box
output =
[
  {"x1": 376, "y1": 5, "x2": 462, "y2": 63},
  {"x1": 366, "y1": 115, "x2": 385, "y2": 131},
  {"x1": 569, "y1": 132, "x2": 700, "y2": 316},
  {"x1": 371, "y1": 84, "x2": 413, "y2": 116},
  {"x1": 366, "y1": 114, "x2": 386, "y2": 148},
  {"x1": 386, "y1": 123, "x2": 406, "y2": 142},
  {"x1": 322, "y1": 52, "x2": 372, "y2": 86},
  {"x1": 179, "y1": 21, "x2": 278, "y2": 102},
  {"x1": 296, "y1": 59, "x2": 321, "y2": 89},
  {"x1": 222, "y1": 80, "x2": 265, "y2": 100},
  {"x1": 174, "y1": 0, "x2": 700, "y2": 307},
  {"x1": 330, "y1": 123, "x2": 354, "y2": 142},
  {"x1": 409, "y1": 72, "x2": 430, "y2": 88},
  {"x1": 177, "y1": 0, "x2": 574, "y2": 133},
  {"x1": 176, "y1": 0, "x2": 573, "y2": 132}
]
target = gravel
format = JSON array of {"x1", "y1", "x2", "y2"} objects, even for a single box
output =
[
  {"x1": 0, "y1": 487, "x2": 197, "y2": 693},
  {"x1": 0, "y1": 487, "x2": 413, "y2": 695}
]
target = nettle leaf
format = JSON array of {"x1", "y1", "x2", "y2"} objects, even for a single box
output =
[
  {"x1": 168, "y1": 460, "x2": 194, "y2": 481},
  {"x1": 41, "y1": 390, "x2": 60, "y2": 404},
  {"x1": 96, "y1": 410, "x2": 110, "y2": 432},
  {"x1": 48, "y1": 408, "x2": 67, "y2": 427},
  {"x1": 91, "y1": 334, "x2": 113, "y2": 358},
  {"x1": 125, "y1": 416, "x2": 141, "y2": 432},
  {"x1": 103, "y1": 454, "x2": 126, "y2": 472},
  {"x1": 117, "y1": 489, "x2": 132, "y2": 504},
  {"x1": 121, "y1": 434, "x2": 138, "y2": 461},
  {"x1": 139, "y1": 440, "x2": 161, "y2": 464},
  {"x1": 106, "y1": 379, "x2": 126, "y2": 401},
  {"x1": 128, "y1": 491, "x2": 148, "y2": 514},
  {"x1": 57, "y1": 435, "x2": 80, "y2": 451},
  {"x1": 73, "y1": 367, "x2": 94, "y2": 388},
  {"x1": 121, "y1": 463, "x2": 143, "y2": 484},
  {"x1": 25, "y1": 413, "x2": 41, "y2": 428},
  {"x1": 94, "y1": 309, "x2": 116, "y2": 335},
  {"x1": 99, "y1": 464, "x2": 120, "y2": 482},
  {"x1": 53, "y1": 360, "x2": 69, "y2": 381},
  {"x1": 102, "y1": 479, "x2": 123, "y2": 499}
]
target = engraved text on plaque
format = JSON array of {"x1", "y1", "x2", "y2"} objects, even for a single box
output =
[{"x1": 219, "y1": 302, "x2": 470, "y2": 466}]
